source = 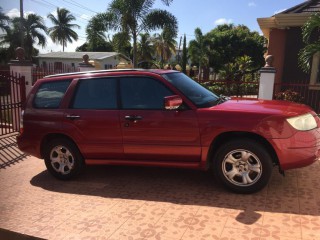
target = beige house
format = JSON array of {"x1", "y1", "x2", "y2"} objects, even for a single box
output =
[{"x1": 36, "y1": 52, "x2": 132, "y2": 70}]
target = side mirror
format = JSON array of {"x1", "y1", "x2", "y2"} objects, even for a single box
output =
[{"x1": 164, "y1": 95, "x2": 183, "y2": 110}]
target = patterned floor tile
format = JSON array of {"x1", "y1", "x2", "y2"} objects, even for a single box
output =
[
  {"x1": 262, "y1": 213, "x2": 302, "y2": 239},
  {"x1": 0, "y1": 155, "x2": 319, "y2": 240}
]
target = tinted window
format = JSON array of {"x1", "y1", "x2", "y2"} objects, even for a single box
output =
[
  {"x1": 34, "y1": 80, "x2": 71, "y2": 109},
  {"x1": 72, "y1": 78, "x2": 117, "y2": 109},
  {"x1": 121, "y1": 77, "x2": 173, "y2": 109}
]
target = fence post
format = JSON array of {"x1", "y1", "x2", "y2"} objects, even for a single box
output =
[
  {"x1": 258, "y1": 55, "x2": 276, "y2": 100},
  {"x1": 79, "y1": 54, "x2": 95, "y2": 72},
  {"x1": 8, "y1": 47, "x2": 33, "y2": 96}
]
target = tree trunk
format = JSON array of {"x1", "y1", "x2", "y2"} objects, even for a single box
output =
[{"x1": 133, "y1": 33, "x2": 137, "y2": 68}]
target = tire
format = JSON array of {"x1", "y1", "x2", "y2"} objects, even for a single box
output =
[
  {"x1": 44, "y1": 138, "x2": 85, "y2": 180},
  {"x1": 213, "y1": 139, "x2": 273, "y2": 194}
]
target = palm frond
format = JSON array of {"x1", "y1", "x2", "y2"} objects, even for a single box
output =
[
  {"x1": 298, "y1": 41, "x2": 320, "y2": 73},
  {"x1": 143, "y1": 9, "x2": 178, "y2": 37},
  {"x1": 302, "y1": 13, "x2": 320, "y2": 44}
]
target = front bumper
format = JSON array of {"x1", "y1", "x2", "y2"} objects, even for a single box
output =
[{"x1": 271, "y1": 128, "x2": 320, "y2": 170}]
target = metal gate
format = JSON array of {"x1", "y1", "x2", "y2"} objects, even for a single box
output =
[{"x1": 0, "y1": 70, "x2": 26, "y2": 136}]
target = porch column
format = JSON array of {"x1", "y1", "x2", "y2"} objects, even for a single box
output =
[
  {"x1": 258, "y1": 55, "x2": 276, "y2": 100},
  {"x1": 9, "y1": 47, "x2": 33, "y2": 96},
  {"x1": 79, "y1": 54, "x2": 94, "y2": 72}
]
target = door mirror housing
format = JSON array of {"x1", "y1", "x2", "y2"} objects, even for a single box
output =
[{"x1": 164, "y1": 95, "x2": 183, "y2": 110}]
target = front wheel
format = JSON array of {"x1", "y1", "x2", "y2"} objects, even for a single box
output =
[
  {"x1": 213, "y1": 139, "x2": 273, "y2": 193},
  {"x1": 44, "y1": 138, "x2": 84, "y2": 180}
]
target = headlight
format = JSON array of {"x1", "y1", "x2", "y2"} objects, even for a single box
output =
[{"x1": 286, "y1": 113, "x2": 317, "y2": 131}]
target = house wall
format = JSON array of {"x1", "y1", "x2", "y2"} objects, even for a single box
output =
[
  {"x1": 38, "y1": 58, "x2": 82, "y2": 68},
  {"x1": 282, "y1": 27, "x2": 309, "y2": 84},
  {"x1": 37, "y1": 55, "x2": 130, "y2": 70},
  {"x1": 267, "y1": 29, "x2": 287, "y2": 85},
  {"x1": 95, "y1": 56, "x2": 130, "y2": 70}
]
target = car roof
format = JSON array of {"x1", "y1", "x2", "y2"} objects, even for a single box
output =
[{"x1": 42, "y1": 69, "x2": 177, "y2": 81}]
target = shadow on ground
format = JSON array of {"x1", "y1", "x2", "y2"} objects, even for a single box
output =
[
  {"x1": 0, "y1": 133, "x2": 27, "y2": 169},
  {"x1": 30, "y1": 161, "x2": 320, "y2": 219}
]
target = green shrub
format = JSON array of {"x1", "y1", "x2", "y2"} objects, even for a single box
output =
[{"x1": 274, "y1": 89, "x2": 304, "y2": 103}]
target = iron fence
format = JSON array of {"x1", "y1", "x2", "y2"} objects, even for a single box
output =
[
  {"x1": 0, "y1": 70, "x2": 26, "y2": 136},
  {"x1": 274, "y1": 82, "x2": 320, "y2": 113}
]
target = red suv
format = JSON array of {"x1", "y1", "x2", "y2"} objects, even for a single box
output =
[{"x1": 17, "y1": 69, "x2": 320, "y2": 193}]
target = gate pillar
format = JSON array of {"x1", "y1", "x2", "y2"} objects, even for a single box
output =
[
  {"x1": 9, "y1": 47, "x2": 33, "y2": 96},
  {"x1": 259, "y1": 55, "x2": 276, "y2": 100},
  {"x1": 79, "y1": 54, "x2": 95, "y2": 72}
]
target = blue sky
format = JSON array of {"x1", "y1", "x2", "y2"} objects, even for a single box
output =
[{"x1": 1, "y1": 0, "x2": 304, "y2": 53}]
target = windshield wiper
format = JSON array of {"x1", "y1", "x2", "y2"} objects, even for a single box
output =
[{"x1": 215, "y1": 95, "x2": 230, "y2": 105}]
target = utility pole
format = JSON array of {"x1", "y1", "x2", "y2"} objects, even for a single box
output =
[{"x1": 20, "y1": 0, "x2": 24, "y2": 49}]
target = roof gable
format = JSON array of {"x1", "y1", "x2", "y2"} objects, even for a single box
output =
[
  {"x1": 278, "y1": 0, "x2": 320, "y2": 14},
  {"x1": 257, "y1": 0, "x2": 320, "y2": 38}
]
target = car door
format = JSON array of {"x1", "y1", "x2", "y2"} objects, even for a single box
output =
[
  {"x1": 63, "y1": 77, "x2": 123, "y2": 160},
  {"x1": 119, "y1": 76, "x2": 201, "y2": 162}
]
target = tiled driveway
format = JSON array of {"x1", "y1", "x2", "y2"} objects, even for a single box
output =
[{"x1": 0, "y1": 134, "x2": 320, "y2": 240}]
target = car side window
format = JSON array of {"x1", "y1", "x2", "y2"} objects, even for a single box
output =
[
  {"x1": 71, "y1": 78, "x2": 117, "y2": 109},
  {"x1": 120, "y1": 77, "x2": 173, "y2": 110},
  {"x1": 34, "y1": 80, "x2": 71, "y2": 109}
]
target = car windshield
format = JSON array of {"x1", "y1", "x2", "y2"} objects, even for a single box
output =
[{"x1": 162, "y1": 72, "x2": 220, "y2": 108}]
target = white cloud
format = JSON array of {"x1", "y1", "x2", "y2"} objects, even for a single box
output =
[
  {"x1": 6, "y1": 8, "x2": 34, "y2": 18},
  {"x1": 39, "y1": 36, "x2": 86, "y2": 53},
  {"x1": 6, "y1": 8, "x2": 20, "y2": 18},
  {"x1": 49, "y1": 10, "x2": 57, "y2": 17},
  {"x1": 274, "y1": 9, "x2": 287, "y2": 14},
  {"x1": 214, "y1": 18, "x2": 233, "y2": 25},
  {"x1": 248, "y1": 2, "x2": 256, "y2": 7},
  {"x1": 80, "y1": 14, "x2": 91, "y2": 21}
]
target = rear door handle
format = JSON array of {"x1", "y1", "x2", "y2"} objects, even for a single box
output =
[
  {"x1": 66, "y1": 115, "x2": 81, "y2": 120},
  {"x1": 124, "y1": 115, "x2": 143, "y2": 122}
]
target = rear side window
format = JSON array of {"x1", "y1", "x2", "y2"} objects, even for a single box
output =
[
  {"x1": 120, "y1": 77, "x2": 173, "y2": 110},
  {"x1": 71, "y1": 78, "x2": 117, "y2": 109},
  {"x1": 34, "y1": 80, "x2": 71, "y2": 109}
]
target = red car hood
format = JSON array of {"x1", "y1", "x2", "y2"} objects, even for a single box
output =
[{"x1": 212, "y1": 98, "x2": 313, "y2": 117}]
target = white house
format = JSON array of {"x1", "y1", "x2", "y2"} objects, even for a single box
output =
[{"x1": 36, "y1": 52, "x2": 132, "y2": 70}]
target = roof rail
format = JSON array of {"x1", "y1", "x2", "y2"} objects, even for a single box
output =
[{"x1": 43, "y1": 69, "x2": 142, "y2": 79}]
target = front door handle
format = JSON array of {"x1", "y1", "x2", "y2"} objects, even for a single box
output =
[
  {"x1": 66, "y1": 115, "x2": 81, "y2": 120},
  {"x1": 124, "y1": 115, "x2": 143, "y2": 122}
]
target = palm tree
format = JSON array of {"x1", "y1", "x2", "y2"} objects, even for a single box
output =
[
  {"x1": 152, "y1": 29, "x2": 176, "y2": 68},
  {"x1": 136, "y1": 33, "x2": 154, "y2": 64},
  {"x1": 0, "y1": 7, "x2": 10, "y2": 33},
  {"x1": 182, "y1": 34, "x2": 187, "y2": 74},
  {"x1": 18, "y1": 14, "x2": 47, "y2": 58},
  {"x1": 1, "y1": 13, "x2": 47, "y2": 59},
  {"x1": 86, "y1": 16, "x2": 107, "y2": 50},
  {"x1": 94, "y1": 0, "x2": 178, "y2": 67},
  {"x1": 188, "y1": 28, "x2": 210, "y2": 79},
  {"x1": 111, "y1": 32, "x2": 132, "y2": 57},
  {"x1": 47, "y1": 8, "x2": 80, "y2": 52},
  {"x1": 298, "y1": 13, "x2": 320, "y2": 73}
]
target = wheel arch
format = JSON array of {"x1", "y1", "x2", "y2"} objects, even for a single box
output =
[
  {"x1": 207, "y1": 131, "x2": 279, "y2": 169},
  {"x1": 40, "y1": 133, "x2": 81, "y2": 159}
]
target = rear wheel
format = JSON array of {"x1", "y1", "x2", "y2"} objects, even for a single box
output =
[
  {"x1": 44, "y1": 138, "x2": 84, "y2": 180},
  {"x1": 213, "y1": 139, "x2": 273, "y2": 193}
]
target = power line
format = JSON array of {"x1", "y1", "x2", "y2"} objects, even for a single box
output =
[
  {"x1": 64, "y1": 0, "x2": 99, "y2": 14},
  {"x1": 30, "y1": 0, "x2": 90, "y2": 25}
]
